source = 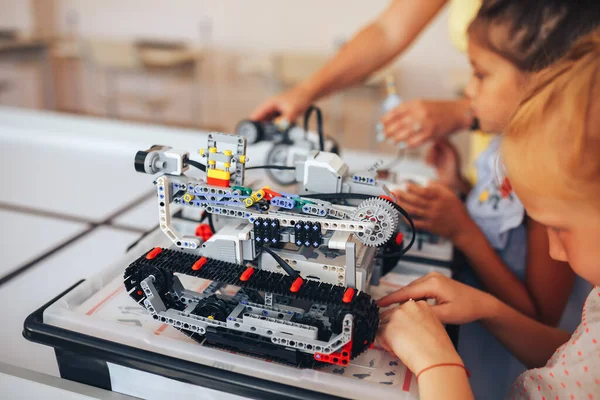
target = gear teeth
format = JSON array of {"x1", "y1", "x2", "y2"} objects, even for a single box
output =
[{"x1": 352, "y1": 198, "x2": 399, "y2": 247}]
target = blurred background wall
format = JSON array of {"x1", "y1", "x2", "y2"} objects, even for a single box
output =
[{"x1": 0, "y1": 0, "x2": 471, "y2": 157}]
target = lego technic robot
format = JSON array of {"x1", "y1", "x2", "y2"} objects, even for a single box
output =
[
  {"x1": 124, "y1": 132, "x2": 414, "y2": 368},
  {"x1": 236, "y1": 106, "x2": 340, "y2": 186}
]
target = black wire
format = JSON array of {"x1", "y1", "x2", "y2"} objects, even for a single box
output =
[
  {"x1": 199, "y1": 211, "x2": 209, "y2": 223},
  {"x1": 302, "y1": 192, "x2": 416, "y2": 256},
  {"x1": 207, "y1": 212, "x2": 216, "y2": 234},
  {"x1": 260, "y1": 246, "x2": 300, "y2": 279},
  {"x1": 304, "y1": 105, "x2": 324, "y2": 151},
  {"x1": 246, "y1": 165, "x2": 296, "y2": 170},
  {"x1": 187, "y1": 159, "x2": 206, "y2": 172}
]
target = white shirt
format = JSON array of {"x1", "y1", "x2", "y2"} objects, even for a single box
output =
[{"x1": 508, "y1": 286, "x2": 600, "y2": 399}]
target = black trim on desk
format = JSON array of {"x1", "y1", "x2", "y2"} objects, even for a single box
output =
[
  {"x1": 0, "y1": 190, "x2": 155, "y2": 286},
  {"x1": 0, "y1": 226, "x2": 97, "y2": 287},
  {"x1": 102, "y1": 190, "x2": 155, "y2": 225},
  {"x1": 0, "y1": 201, "x2": 99, "y2": 225},
  {"x1": 398, "y1": 254, "x2": 452, "y2": 269},
  {"x1": 23, "y1": 281, "x2": 347, "y2": 400}
]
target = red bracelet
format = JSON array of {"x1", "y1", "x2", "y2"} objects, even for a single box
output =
[{"x1": 416, "y1": 363, "x2": 471, "y2": 381}]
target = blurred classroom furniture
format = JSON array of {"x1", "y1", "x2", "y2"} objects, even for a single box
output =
[
  {"x1": 0, "y1": 0, "x2": 472, "y2": 164},
  {"x1": 0, "y1": 32, "x2": 55, "y2": 109}
]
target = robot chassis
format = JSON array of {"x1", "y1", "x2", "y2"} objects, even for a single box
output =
[
  {"x1": 125, "y1": 132, "x2": 413, "y2": 368},
  {"x1": 235, "y1": 108, "x2": 340, "y2": 186}
]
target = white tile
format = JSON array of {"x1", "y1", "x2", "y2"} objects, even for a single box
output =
[
  {"x1": 0, "y1": 227, "x2": 139, "y2": 376},
  {"x1": 111, "y1": 195, "x2": 159, "y2": 231},
  {"x1": 0, "y1": 210, "x2": 88, "y2": 279},
  {"x1": 0, "y1": 138, "x2": 153, "y2": 222}
]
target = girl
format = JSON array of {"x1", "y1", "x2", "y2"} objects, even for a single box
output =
[
  {"x1": 391, "y1": 1, "x2": 599, "y2": 396},
  {"x1": 378, "y1": 29, "x2": 600, "y2": 399}
]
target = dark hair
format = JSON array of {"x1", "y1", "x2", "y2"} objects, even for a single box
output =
[{"x1": 468, "y1": 0, "x2": 600, "y2": 72}]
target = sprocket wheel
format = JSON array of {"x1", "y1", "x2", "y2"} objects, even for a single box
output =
[{"x1": 353, "y1": 198, "x2": 399, "y2": 247}]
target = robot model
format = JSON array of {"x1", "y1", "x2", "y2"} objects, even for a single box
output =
[
  {"x1": 125, "y1": 132, "x2": 414, "y2": 368},
  {"x1": 236, "y1": 106, "x2": 339, "y2": 186}
]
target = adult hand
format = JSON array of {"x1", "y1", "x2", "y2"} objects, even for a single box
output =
[
  {"x1": 425, "y1": 139, "x2": 463, "y2": 191},
  {"x1": 378, "y1": 272, "x2": 494, "y2": 325},
  {"x1": 382, "y1": 99, "x2": 472, "y2": 147},
  {"x1": 394, "y1": 182, "x2": 475, "y2": 241},
  {"x1": 377, "y1": 298, "x2": 463, "y2": 374},
  {"x1": 250, "y1": 84, "x2": 314, "y2": 124}
]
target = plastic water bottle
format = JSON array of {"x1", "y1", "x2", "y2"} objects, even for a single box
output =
[{"x1": 376, "y1": 75, "x2": 403, "y2": 143}]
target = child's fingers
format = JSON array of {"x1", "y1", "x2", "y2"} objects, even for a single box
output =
[
  {"x1": 424, "y1": 142, "x2": 440, "y2": 166},
  {"x1": 250, "y1": 100, "x2": 280, "y2": 121},
  {"x1": 377, "y1": 280, "x2": 437, "y2": 307},
  {"x1": 378, "y1": 276, "x2": 431, "y2": 308},
  {"x1": 405, "y1": 130, "x2": 433, "y2": 148},
  {"x1": 379, "y1": 306, "x2": 398, "y2": 322},
  {"x1": 391, "y1": 126, "x2": 418, "y2": 144},
  {"x1": 384, "y1": 116, "x2": 413, "y2": 141},
  {"x1": 395, "y1": 200, "x2": 427, "y2": 218},
  {"x1": 413, "y1": 219, "x2": 430, "y2": 231},
  {"x1": 406, "y1": 183, "x2": 436, "y2": 199},
  {"x1": 396, "y1": 188, "x2": 431, "y2": 209},
  {"x1": 429, "y1": 303, "x2": 454, "y2": 324},
  {"x1": 374, "y1": 330, "x2": 393, "y2": 353},
  {"x1": 382, "y1": 104, "x2": 409, "y2": 125}
]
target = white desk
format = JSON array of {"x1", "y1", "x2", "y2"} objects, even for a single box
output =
[
  {"x1": 0, "y1": 106, "x2": 441, "y2": 399},
  {"x1": 0, "y1": 227, "x2": 138, "y2": 376},
  {"x1": 0, "y1": 210, "x2": 87, "y2": 279}
]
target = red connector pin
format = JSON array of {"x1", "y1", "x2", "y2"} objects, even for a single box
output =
[
  {"x1": 146, "y1": 247, "x2": 163, "y2": 260},
  {"x1": 342, "y1": 287, "x2": 355, "y2": 303},
  {"x1": 240, "y1": 267, "x2": 255, "y2": 282},
  {"x1": 262, "y1": 188, "x2": 282, "y2": 201},
  {"x1": 195, "y1": 224, "x2": 213, "y2": 241},
  {"x1": 395, "y1": 232, "x2": 404, "y2": 246},
  {"x1": 192, "y1": 257, "x2": 207, "y2": 271},
  {"x1": 290, "y1": 277, "x2": 304, "y2": 293}
]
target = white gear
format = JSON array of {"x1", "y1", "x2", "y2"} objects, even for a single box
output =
[{"x1": 352, "y1": 198, "x2": 398, "y2": 247}]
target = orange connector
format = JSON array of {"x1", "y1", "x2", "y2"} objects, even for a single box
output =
[
  {"x1": 342, "y1": 287, "x2": 355, "y2": 303},
  {"x1": 192, "y1": 257, "x2": 208, "y2": 271},
  {"x1": 379, "y1": 195, "x2": 394, "y2": 204},
  {"x1": 146, "y1": 247, "x2": 163, "y2": 260},
  {"x1": 262, "y1": 188, "x2": 282, "y2": 201},
  {"x1": 240, "y1": 267, "x2": 255, "y2": 282},
  {"x1": 290, "y1": 277, "x2": 304, "y2": 293}
]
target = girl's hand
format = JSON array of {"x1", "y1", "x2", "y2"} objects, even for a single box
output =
[
  {"x1": 381, "y1": 99, "x2": 472, "y2": 148},
  {"x1": 377, "y1": 299, "x2": 463, "y2": 374},
  {"x1": 394, "y1": 182, "x2": 475, "y2": 241},
  {"x1": 250, "y1": 84, "x2": 314, "y2": 124},
  {"x1": 378, "y1": 272, "x2": 495, "y2": 325},
  {"x1": 425, "y1": 139, "x2": 463, "y2": 191}
]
